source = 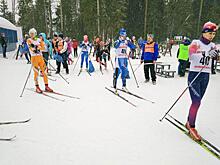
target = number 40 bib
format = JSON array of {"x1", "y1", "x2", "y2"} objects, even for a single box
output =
[{"x1": 189, "y1": 40, "x2": 216, "y2": 74}]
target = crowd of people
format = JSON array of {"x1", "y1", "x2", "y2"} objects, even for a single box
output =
[{"x1": 1, "y1": 21, "x2": 219, "y2": 142}]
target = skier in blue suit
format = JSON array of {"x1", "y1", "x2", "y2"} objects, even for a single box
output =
[
  {"x1": 80, "y1": 35, "x2": 92, "y2": 71},
  {"x1": 113, "y1": 28, "x2": 136, "y2": 93}
]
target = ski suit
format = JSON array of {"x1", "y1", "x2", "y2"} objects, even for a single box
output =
[
  {"x1": 187, "y1": 37, "x2": 217, "y2": 127},
  {"x1": 113, "y1": 39, "x2": 135, "y2": 88}
]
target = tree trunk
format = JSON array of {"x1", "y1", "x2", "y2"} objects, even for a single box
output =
[
  {"x1": 197, "y1": 0, "x2": 203, "y2": 36},
  {"x1": 60, "y1": 0, "x2": 64, "y2": 31},
  {"x1": 97, "y1": 0, "x2": 100, "y2": 36},
  {"x1": 144, "y1": 0, "x2": 148, "y2": 37}
]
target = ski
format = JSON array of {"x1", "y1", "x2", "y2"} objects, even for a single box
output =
[
  {"x1": 78, "y1": 69, "x2": 91, "y2": 76},
  {"x1": 26, "y1": 88, "x2": 65, "y2": 102},
  {"x1": 113, "y1": 87, "x2": 155, "y2": 104},
  {"x1": 165, "y1": 117, "x2": 220, "y2": 160},
  {"x1": 168, "y1": 114, "x2": 220, "y2": 154},
  {"x1": 0, "y1": 118, "x2": 31, "y2": 125},
  {"x1": 105, "y1": 87, "x2": 137, "y2": 107},
  {"x1": 45, "y1": 91, "x2": 80, "y2": 99},
  {"x1": 0, "y1": 135, "x2": 16, "y2": 141},
  {"x1": 48, "y1": 77, "x2": 57, "y2": 82}
]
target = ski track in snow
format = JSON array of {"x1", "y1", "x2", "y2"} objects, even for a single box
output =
[{"x1": 0, "y1": 46, "x2": 219, "y2": 165}]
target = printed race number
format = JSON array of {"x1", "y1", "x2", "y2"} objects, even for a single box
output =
[
  {"x1": 200, "y1": 56, "x2": 210, "y2": 65},
  {"x1": 121, "y1": 49, "x2": 126, "y2": 54}
]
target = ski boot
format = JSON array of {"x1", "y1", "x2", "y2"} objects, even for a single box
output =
[
  {"x1": 66, "y1": 68, "x2": 69, "y2": 74},
  {"x1": 185, "y1": 122, "x2": 201, "y2": 141},
  {"x1": 36, "y1": 85, "x2": 43, "y2": 93},
  {"x1": 45, "y1": 84, "x2": 53, "y2": 92},
  {"x1": 144, "y1": 79, "x2": 149, "y2": 83},
  {"x1": 122, "y1": 86, "x2": 129, "y2": 93},
  {"x1": 152, "y1": 81, "x2": 156, "y2": 85}
]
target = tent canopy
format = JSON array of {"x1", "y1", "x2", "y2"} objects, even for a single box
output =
[{"x1": 0, "y1": 17, "x2": 17, "y2": 31}]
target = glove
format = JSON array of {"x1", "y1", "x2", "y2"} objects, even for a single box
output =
[
  {"x1": 30, "y1": 43, "x2": 35, "y2": 48},
  {"x1": 208, "y1": 49, "x2": 219, "y2": 58}
]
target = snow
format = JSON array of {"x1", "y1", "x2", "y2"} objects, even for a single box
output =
[{"x1": 0, "y1": 46, "x2": 219, "y2": 165}]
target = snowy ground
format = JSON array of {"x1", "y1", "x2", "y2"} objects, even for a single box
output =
[{"x1": 0, "y1": 46, "x2": 219, "y2": 165}]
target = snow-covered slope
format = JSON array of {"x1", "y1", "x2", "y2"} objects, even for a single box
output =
[{"x1": 0, "y1": 46, "x2": 219, "y2": 165}]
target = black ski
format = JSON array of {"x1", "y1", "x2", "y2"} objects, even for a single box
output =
[
  {"x1": 168, "y1": 114, "x2": 220, "y2": 154},
  {"x1": 114, "y1": 88, "x2": 155, "y2": 104},
  {"x1": 105, "y1": 87, "x2": 137, "y2": 107},
  {"x1": 45, "y1": 91, "x2": 80, "y2": 99},
  {"x1": 0, "y1": 118, "x2": 31, "y2": 125},
  {"x1": 165, "y1": 117, "x2": 220, "y2": 160},
  {"x1": 26, "y1": 88, "x2": 65, "y2": 102},
  {"x1": 0, "y1": 135, "x2": 16, "y2": 141}
]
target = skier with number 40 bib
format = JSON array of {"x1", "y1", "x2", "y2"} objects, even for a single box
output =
[
  {"x1": 186, "y1": 22, "x2": 219, "y2": 141},
  {"x1": 113, "y1": 28, "x2": 136, "y2": 93}
]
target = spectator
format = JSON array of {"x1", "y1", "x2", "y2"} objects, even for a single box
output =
[
  {"x1": 0, "y1": 33, "x2": 7, "y2": 58},
  {"x1": 72, "y1": 38, "x2": 78, "y2": 57}
]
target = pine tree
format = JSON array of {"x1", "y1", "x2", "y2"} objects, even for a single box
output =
[
  {"x1": 17, "y1": 0, "x2": 35, "y2": 34},
  {"x1": 0, "y1": 0, "x2": 15, "y2": 23}
]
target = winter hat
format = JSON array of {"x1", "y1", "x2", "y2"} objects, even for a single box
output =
[
  {"x1": 53, "y1": 32, "x2": 58, "y2": 37},
  {"x1": 182, "y1": 38, "x2": 191, "y2": 45},
  {"x1": 147, "y1": 34, "x2": 154, "y2": 38},
  {"x1": 119, "y1": 28, "x2": 127, "y2": 36},
  {"x1": 83, "y1": 35, "x2": 88, "y2": 42},
  {"x1": 29, "y1": 28, "x2": 37, "y2": 36},
  {"x1": 58, "y1": 33, "x2": 64, "y2": 39},
  {"x1": 202, "y1": 21, "x2": 218, "y2": 33}
]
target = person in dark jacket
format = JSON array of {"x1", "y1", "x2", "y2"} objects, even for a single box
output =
[
  {"x1": 0, "y1": 33, "x2": 7, "y2": 58},
  {"x1": 141, "y1": 34, "x2": 159, "y2": 85}
]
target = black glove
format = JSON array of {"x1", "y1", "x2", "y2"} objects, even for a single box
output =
[{"x1": 30, "y1": 43, "x2": 35, "y2": 48}]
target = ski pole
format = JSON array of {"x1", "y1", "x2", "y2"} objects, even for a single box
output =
[
  {"x1": 134, "y1": 63, "x2": 143, "y2": 73},
  {"x1": 47, "y1": 61, "x2": 70, "y2": 84},
  {"x1": 73, "y1": 50, "x2": 81, "y2": 73},
  {"x1": 159, "y1": 65, "x2": 206, "y2": 122},
  {"x1": 20, "y1": 65, "x2": 32, "y2": 97},
  {"x1": 43, "y1": 57, "x2": 70, "y2": 84},
  {"x1": 134, "y1": 62, "x2": 162, "y2": 73},
  {"x1": 128, "y1": 57, "x2": 139, "y2": 88},
  {"x1": 110, "y1": 58, "x2": 114, "y2": 70}
]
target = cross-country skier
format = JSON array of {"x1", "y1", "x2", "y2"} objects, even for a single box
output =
[
  {"x1": 186, "y1": 21, "x2": 219, "y2": 141},
  {"x1": 52, "y1": 32, "x2": 58, "y2": 55},
  {"x1": 80, "y1": 35, "x2": 92, "y2": 71},
  {"x1": 141, "y1": 34, "x2": 159, "y2": 85},
  {"x1": 39, "y1": 33, "x2": 52, "y2": 73},
  {"x1": 27, "y1": 28, "x2": 53, "y2": 93},
  {"x1": 56, "y1": 33, "x2": 69, "y2": 74},
  {"x1": 113, "y1": 28, "x2": 136, "y2": 93},
  {"x1": 18, "y1": 34, "x2": 31, "y2": 64}
]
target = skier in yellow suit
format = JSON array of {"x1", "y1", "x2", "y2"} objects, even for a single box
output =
[{"x1": 27, "y1": 28, "x2": 53, "y2": 93}]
